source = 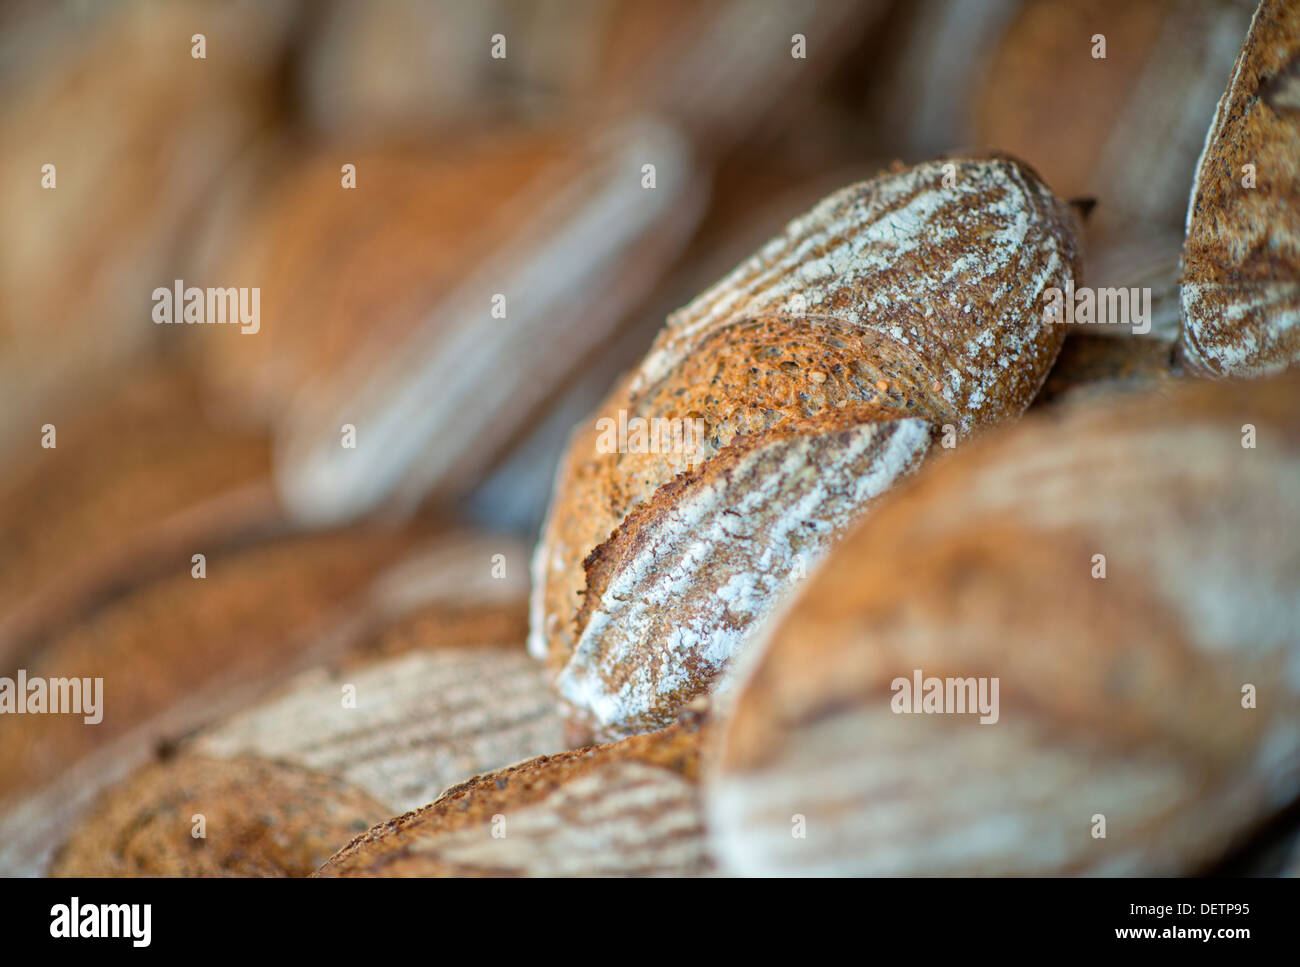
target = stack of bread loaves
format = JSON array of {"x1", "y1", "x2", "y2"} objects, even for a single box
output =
[{"x1": 12, "y1": 0, "x2": 1300, "y2": 878}]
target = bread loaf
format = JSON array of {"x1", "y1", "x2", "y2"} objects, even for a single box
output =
[
  {"x1": 197, "y1": 120, "x2": 702, "y2": 526},
  {"x1": 51, "y1": 756, "x2": 387, "y2": 878},
  {"x1": 0, "y1": 527, "x2": 528, "y2": 876},
  {"x1": 1180, "y1": 0, "x2": 1300, "y2": 377},
  {"x1": 0, "y1": 528, "x2": 423, "y2": 801},
  {"x1": 531, "y1": 155, "x2": 1081, "y2": 741},
  {"x1": 464, "y1": 161, "x2": 888, "y2": 537},
  {"x1": 49, "y1": 620, "x2": 563, "y2": 877},
  {"x1": 317, "y1": 707, "x2": 712, "y2": 877},
  {"x1": 707, "y1": 373, "x2": 1300, "y2": 875}
]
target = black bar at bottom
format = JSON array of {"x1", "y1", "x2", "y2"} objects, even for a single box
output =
[{"x1": 0, "y1": 875, "x2": 1292, "y2": 954}]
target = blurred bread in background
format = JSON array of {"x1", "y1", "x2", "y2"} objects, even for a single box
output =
[
  {"x1": 707, "y1": 373, "x2": 1300, "y2": 875},
  {"x1": 0, "y1": 0, "x2": 298, "y2": 458},
  {"x1": 0, "y1": 362, "x2": 275, "y2": 663}
]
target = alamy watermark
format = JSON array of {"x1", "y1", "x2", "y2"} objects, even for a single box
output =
[
  {"x1": 152, "y1": 279, "x2": 260, "y2": 334},
  {"x1": 0, "y1": 670, "x2": 102, "y2": 724},
  {"x1": 890, "y1": 669, "x2": 999, "y2": 724},
  {"x1": 595, "y1": 409, "x2": 706, "y2": 465},
  {"x1": 50, "y1": 898, "x2": 150, "y2": 947},
  {"x1": 1043, "y1": 280, "x2": 1151, "y2": 335}
]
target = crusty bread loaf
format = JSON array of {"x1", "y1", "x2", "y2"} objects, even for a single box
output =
[
  {"x1": 196, "y1": 120, "x2": 702, "y2": 526},
  {"x1": 531, "y1": 155, "x2": 1081, "y2": 742},
  {"x1": 707, "y1": 373, "x2": 1300, "y2": 875},
  {"x1": 0, "y1": 527, "x2": 531, "y2": 876},
  {"x1": 49, "y1": 621, "x2": 564, "y2": 877},
  {"x1": 186, "y1": 638, "x2": 563, "y2": 821},
  {"x1": 317, "y1": 707, "x2": 712, "y2": 877},
  {"x1": 0, "y1": 529, "x2": 421, "y2": 802},
  {"x1": 51, "y1": 756, "x2": 387, "y2": 878},
  {"x1": 1180, "y1": 0, "x2": 1300, "y2": 377}
]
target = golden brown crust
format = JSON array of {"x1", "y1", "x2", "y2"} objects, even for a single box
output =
[
  {"x1": 317, "y1": 712, "x2": 710, "y2": 877},
  {"x1": 532, "y1": 156, "x2": 1080, "y2": 738},
  {"x1": 51, "y1": 756, "x2": 387, "y2": 877},
  {"x1": 33, "y1": 599, "x2": 557, "y2": 878},
  {"x1": 1180, "y1": 0, "x2": 1300, "y2": 376},
  {"x1": 562, "y1": 404, "x2": 934, "y2": 740},
  {"x1": 350, "y1": 600, "x2": 529, "y2": 664},
  {"x1": 575, "y1": 399, "x2": 919, "y2": 642}
]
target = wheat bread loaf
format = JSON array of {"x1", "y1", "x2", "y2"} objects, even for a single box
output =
[
  {"x1": 531, "y1": 155, "x2": 1081, "y2": 741},
  {"x1": 48, "y1": 607, "x2": 563, "y2": 877},
  {"x1": 0, "y1": 528, "x2": 531, "y2": 876},
  {"x1": 1179, "y1": 0, "x2": 1300, "y2": 377},
  {"x1": 707, "y1": 373, "x2": 1300, "y2": 875},
  {"x1": 317, "y1": 706, "x2": 712, "y2": 877}
]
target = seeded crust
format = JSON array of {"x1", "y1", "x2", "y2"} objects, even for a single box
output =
[
  {"x1": 1180, "y1": 0, "x2": 1300, "y2": 376},
  {"x1": 709, "y1": 373, "x2": 1300, "y2": 875},
  {"x1": 316, "y1": 712, "x2": 710, "y2": 877},
  {"x1": 531, "y1": 156, "x2": 1081, "y2": 738},
  {"x1": 51, "y1": 756, "x2": 386, "y2": 878}
]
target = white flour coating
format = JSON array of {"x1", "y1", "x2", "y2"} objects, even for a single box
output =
[
  {"x1": 1179, "y1": 2, "x2": 1300, "y2": 377},
  {"x1": 409, "y1": 762, "x2": 707, "y2": 876},
  {"x1": 195, "y1": 649, "x2": 567, "y2": 811},
  {"x1": 1181, "y1": 281, "x2": 1300, "y2": 376},
  {"x1": 631, "y1": 157, "x2": 1071, "y2": 431},
  {"x1": 557, "y1": 417, "x2": 931, "y2": 734}
]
